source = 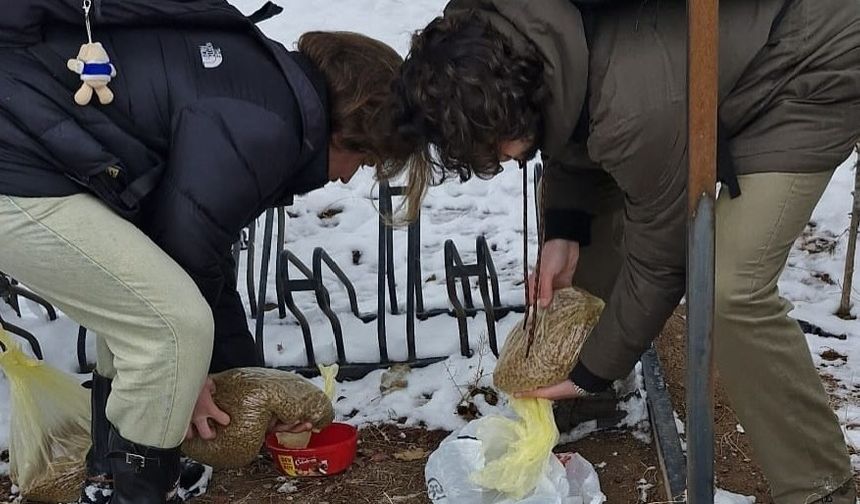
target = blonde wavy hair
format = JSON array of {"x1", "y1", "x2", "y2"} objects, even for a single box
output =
[{"x1": 298, "y1": 31, "x2": 429, "y2": 222}]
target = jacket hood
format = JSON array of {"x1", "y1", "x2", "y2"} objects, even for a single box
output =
[
  {"x1": 444, "y1": 0, "x2": 590, "y2": 158},
  {"x1": 273, "y1": 50, "x2": 331, "y2": 206}
]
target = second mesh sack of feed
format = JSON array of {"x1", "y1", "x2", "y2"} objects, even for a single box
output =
[
  {"x1": 182, "y1": 367, "x2": 335, "y2": 468},
  {"x1": 494, "y1": 287, "x2": 605, "y2": 394}
]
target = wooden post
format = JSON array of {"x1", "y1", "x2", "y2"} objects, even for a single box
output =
[
  {"x1": 687, "y1": 0, "x2": 718, "y2": 501},
  {"x1": 837, "y1": 145, "x2": 860, "y2": 320}
]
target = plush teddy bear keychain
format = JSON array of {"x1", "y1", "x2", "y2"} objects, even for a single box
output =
[{"x1": 67, "y1": 0, "x2": 117, "y2": 106}]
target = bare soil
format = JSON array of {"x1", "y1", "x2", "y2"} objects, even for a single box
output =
[
  {"x1": 3, "y1": 310, "x2": 855, "y2": 503},
  {"x1": 655, "y1": 311, "x2": 772, "y2": 503},
  {"x1": 0, "y1": 424, "x2": 665, "y2": 503},
  {"x1": 193, "y1": 425, "x2": 665, "y2": 504},
  {"x1": 655, "y1": 309, "x2": 860, "y2": 503},
  {"x1": 558, "y1": 431, "x2": 666, "y2": 504}
]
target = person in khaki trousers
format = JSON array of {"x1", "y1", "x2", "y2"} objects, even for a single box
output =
[
  {"x1": 390, "y1": 0, "x2": 860, "y2": 501},
  {"x1": 0, "y1": 1, "x2": 415, "y2": 502}
]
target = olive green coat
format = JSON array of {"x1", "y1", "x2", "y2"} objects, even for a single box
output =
[{"x1": 445, "y1": 0, "x2": 860, "y2": 381}]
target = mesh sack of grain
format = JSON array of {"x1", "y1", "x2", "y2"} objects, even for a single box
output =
[
  {"x1": 181, "y1": 367, "x2": 335, "y2": 468},
  {"x1": 0, "y1": 328, "x2": 90, "y2": 504},
  {"x1": 494, "y1": 287, "x2": 604, "y2": 394}
]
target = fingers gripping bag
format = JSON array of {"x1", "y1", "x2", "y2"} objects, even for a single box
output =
[
  {"x1": 181, "y1": 367, "x2": 335, "y2": 468},
  {"x1": 494, "y1": 287, "x2": 604, "y2": 394},
  {"x1": 274, "y1": 363, "x2": 339, "y2": 449},
  {"x1": 0, "y1": 328, "x2": 90, "y2": 503}
]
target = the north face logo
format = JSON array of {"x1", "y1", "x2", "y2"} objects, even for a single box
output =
[{"x1": 199, "y1": 43, "x2": 223, "y2": 69}]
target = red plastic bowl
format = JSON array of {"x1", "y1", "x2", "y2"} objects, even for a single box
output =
[{"x1": 265, "y1": 423, "x2": 358, "y2": 477}]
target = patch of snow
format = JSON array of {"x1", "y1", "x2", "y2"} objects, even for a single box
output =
[
  {"x1": 276, "y1": 480, "x2": 298, "y2": 494},
  {"x1": 559, "y1": 420, "x2": 600, "y2": 445},
  {"x1": 322, "y1": 352, "x2": 511, "y2": 432},
  {"x1": 838, "y1": 404, "x2": 859, "y2": 454},
  {"x1": 781, "y1": 155, "x2": 860, "y2": 481},
  {"x1": 674, "y1": 411, "x2": 688, "y2": 452},
  {"x1": 715, "y1": 488, "x2": 756, "y2": 504},
  {"x1": 636, "y1": 479, "x2": 655, "y2": 502},
  {"x1": 4, "y1": 484, "x2": 20, "y2": 504},
  {"x1": 617, "y1": 364, "x2": 651, "y2": 445}
]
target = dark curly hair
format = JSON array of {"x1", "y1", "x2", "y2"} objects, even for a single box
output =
[{"x1": 390, "y1": 12, "x2": 548, "y2": 187}]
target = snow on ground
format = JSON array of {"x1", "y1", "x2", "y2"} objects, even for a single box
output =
[
  {"x1": 715, "y1": 488, "x2": 757, "y2": 504},
  {"x1": 0, "y1": 0, "x2": 858, "y2": 500},
  {"x1": 782, "y1": 154, "x2": 860, "y2": 478}
]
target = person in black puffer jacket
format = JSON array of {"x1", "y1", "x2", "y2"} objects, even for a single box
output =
[{"x1": 0, "y1": 2, "x2": 414, "y2": 503}]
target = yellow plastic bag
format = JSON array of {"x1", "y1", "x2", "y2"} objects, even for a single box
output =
[
  {"x1": 471, "y1": 398, "x2": 559, "y2": 499},
  {"x1": 0, "y1": 328, "x2": 90, "y2": 501},
  {"x1": 274, "y1": 363, "x2": 340, "y2": 450},
  {"x1": 318, "y1": 363, "x2": 339, "y2": 401}
]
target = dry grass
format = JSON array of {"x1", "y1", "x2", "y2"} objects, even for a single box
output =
[{"x1": 193, "y1": 425, "x2": 446, "y2": 504}]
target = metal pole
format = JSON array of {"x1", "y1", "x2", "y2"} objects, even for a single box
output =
[
  {"x1": 377, "y1": 193, "x2": 390, "y2": 363},
  {"x1": 254, "y1": 209, "x2": 275, "y2": 365},
  {"x1": 276, "y1": 207, "x2": 287, "y2": 319},
  {"x1": 642, "y1": 347, "x2": 687, "y2": 500},
  {"x1": 687, "y1": 0, "x2": 718, "y2": 501},
  {"x1": 246, "y1": 224, "x2": 258, "y2": 317},
  {"x1": 405, "y1": 219, "x2": 418, "y2": 362}
]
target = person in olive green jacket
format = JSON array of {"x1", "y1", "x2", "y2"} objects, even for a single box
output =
[{"x1": 390, "y1": 0, "x2": 860, "y2": 502}]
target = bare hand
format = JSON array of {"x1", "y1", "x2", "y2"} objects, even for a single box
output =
[
  {"x1": 528, "y1": 239, "x2": 580, "y2": 308},
  {"x1": 267, "y1": 418, "x2": 314, "y2": 434},
  {"x1": 186, "y1": 377, "x2": 231, "y2": 441},
  {"x1": 514, "y1": 380, "x2": 585, "y2": 401}
]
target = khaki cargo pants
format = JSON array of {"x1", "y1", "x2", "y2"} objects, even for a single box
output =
[
  {"x1": 0, "y1": 193, "x2": 212, "y2": 449},
  {"x1": 574, "y1": 170, "x2": 856, "y2": 503}
]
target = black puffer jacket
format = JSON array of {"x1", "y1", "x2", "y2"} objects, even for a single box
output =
[{"x1": 0, "y1": 1, "x2": 331, "y2": 372}]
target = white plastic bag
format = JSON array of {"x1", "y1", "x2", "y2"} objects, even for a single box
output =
[
  {"x1": 425, "y1": 403, "x2": 606, "y2": 504},
  {"x1": 425, "y1": 419, "x2": 569, "y2": 503},
  {"x1": 556, "y1": 452, "x2": 606, "y2": 504}
]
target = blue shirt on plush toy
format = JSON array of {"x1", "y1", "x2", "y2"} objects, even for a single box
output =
[{"x1": 82, "y1": 62, "x2": 114, "y2": 78}]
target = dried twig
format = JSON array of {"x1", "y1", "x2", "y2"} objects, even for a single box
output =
[
  {"x1": 837, "y1": 144, "x2": 860, "y2": 319},
  {"x1": 521, "y1": 160, "x2": 546, "y2": 357}
]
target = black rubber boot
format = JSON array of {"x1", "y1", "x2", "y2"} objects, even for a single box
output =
[
  {"x1": 553, "y1": 389, "x2": 628, "y2": 433},
  {"x1": 79, "y1": 372, "x2": 114, "y2": 504},
  {"x1": 77, "y1": 372, "x2": 211, "y2": 503},
  {"x1": 108, "y1": 427, "x2": 182, "y2": 504}
]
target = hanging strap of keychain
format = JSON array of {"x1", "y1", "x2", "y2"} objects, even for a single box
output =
[
  {"x1": 83, "y1": 0, "x2": 94, "y2": 44},
  {"x1": 520, "y1": 160, "x2": 546, "y2": 358}
]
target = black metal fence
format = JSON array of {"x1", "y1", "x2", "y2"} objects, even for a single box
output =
[
  {"x1": 0, "y1": 166, "x2": 692, "y2": 498},
  {"x1": 0, "y1": 273, "x2": 54, "y2": 359},
  {"x1": 237, "y1": 180, "x2": 525, "y2": 380},
  {"x1": 3, "y1": 177, "x2": 530, "y2": 378}
]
